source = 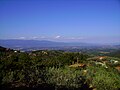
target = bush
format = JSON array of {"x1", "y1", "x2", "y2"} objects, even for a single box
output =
[
  {"x1": 86, "y1": 66, "x2": 120, "y2": 90},
  {"x1": 45, "y1": 67, "x2": 85, "y2": 89}
]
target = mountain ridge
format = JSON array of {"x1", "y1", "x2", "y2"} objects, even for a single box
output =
[{"x1": 0, "y1": 39, "x2": 100, "y2": 48}]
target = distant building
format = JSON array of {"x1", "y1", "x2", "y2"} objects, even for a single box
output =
[
  {"x1": 14, "y1": 50, "x2": 17, "y2": 53},
  {"x1": 99, "y1": 56, "x2": 107, "y2": 60}
]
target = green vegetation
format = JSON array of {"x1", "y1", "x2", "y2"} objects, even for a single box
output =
[
  {"x1": 0, "y1": 46, "x2": 120, "y2": 90},
  {"x1": 86, "y1": 66, "x2": 120, "y2": 90}
]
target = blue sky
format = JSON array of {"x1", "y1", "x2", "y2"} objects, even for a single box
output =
[{"x1": 0, "y1": 0, "x2": 120, "y2": 44}]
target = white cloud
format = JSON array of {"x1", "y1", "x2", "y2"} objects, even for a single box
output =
[
  {"x1": 77, "y1": 37, "x2": 84, "y2": 39},
  {"x1": 19, "y1": 37, "x2": 25, "y2": 39},
  {"x1": 40, "y1": 36, "x2": 46, "y2": 38},
  {"x1": 69, "y1": 37, "x2": 75, "y2": 39},
  {"x1": 55, "y1": 35, "x2": 61, "y2": 39},
  {"x1": 32, "y1": 36, "x2": 38, "y2": 39},
  {"x1": 66, "y1": 37, "x2": 84, "y2": 40}
]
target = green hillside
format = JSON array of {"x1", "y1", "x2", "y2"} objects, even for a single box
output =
[{"x1": 0, "y1": 46, "x2": 120, "y2": 90}]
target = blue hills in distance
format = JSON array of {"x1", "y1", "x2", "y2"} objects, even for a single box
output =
[
  {"x1": 0, "y1": 39, "x2": 66, "y2": 48},
  {"x1": 0, "y1": 39, "x2": 98, "y2": 48},
  {"x1": 0, "y1": 39, "x2": 119, "y2": 49}
]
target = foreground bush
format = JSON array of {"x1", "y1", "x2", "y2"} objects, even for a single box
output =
[
  {"x1": 86, "y1": 66, "x2": 120, "y2": 90},
  {"x1": 45, "y1": 67, "x2": 86, "y2": 89},
  {"x1": 0, "y1": 48, "x2": 120, "y2": 90}
]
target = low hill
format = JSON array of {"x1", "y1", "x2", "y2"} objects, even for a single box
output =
[{"x1": 0, "y1": 39, "x2": 97, "y2": 49}]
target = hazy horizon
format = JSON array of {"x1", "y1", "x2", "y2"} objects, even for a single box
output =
[{"x1": 0, "y1": 0, "x2": 120, "y2": 44}]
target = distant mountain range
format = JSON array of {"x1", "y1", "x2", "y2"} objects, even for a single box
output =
[{"x1": 0, "y1": 39, "x2": 101, "y2": 49}]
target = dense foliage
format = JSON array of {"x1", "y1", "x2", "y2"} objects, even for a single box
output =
[{"x1": 0, "y1": 46, "x2": 120, "y2": 90}]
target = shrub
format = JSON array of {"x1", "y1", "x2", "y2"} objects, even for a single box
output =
[
  {"x1": 45, "y1": 67, "x2": 85, "y2": 89},
  {"x1": 86, "y1": 66, "x2": 120, "y2": 90}
]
